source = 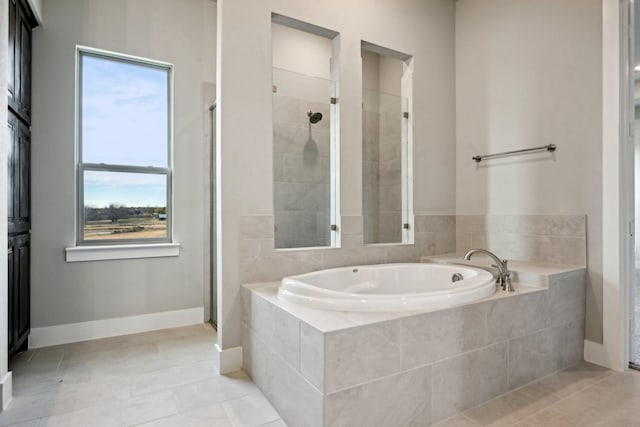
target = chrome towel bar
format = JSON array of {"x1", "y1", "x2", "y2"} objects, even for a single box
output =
[{"x1": 472, "y1": 144, "x2": 556, "y2": 163}]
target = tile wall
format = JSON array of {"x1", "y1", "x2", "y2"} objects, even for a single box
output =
[
  {"x1": 362, "y1": 92, "x2": 404, "y2": 244},
  {"x1": 239, "y1": 214, "x2": 456, "y2": 283},
  {"x1": 376, "y1": 104, "x2": 403, "y2": 243},
  {"x1": 456, "y1": 215, "x2": 587, "y2": 266},
  {"x1": 362, "y1": 108, "x2": 380, "y2": 243}
]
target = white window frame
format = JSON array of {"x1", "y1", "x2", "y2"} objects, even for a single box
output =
[{"x1": 75, "y1": 46, "x2": 174, "y2": 246}]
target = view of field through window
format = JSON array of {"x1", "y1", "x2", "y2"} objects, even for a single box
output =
[
  {"x1": 80, "y1": 52, "x2": 170, "y2": 241},
  {"x1": 83, "y1": 171, "x2": 168, "y2": 240}
]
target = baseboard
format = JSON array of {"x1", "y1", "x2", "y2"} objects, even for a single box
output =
[
  {"x1": 29, "y1": 307, "x2": 204, "y2": 348},
  {"x1": 214, "y1": 343, "x2": 243, "y2": 374},
  {"x1": 0, "y1": 372, "x2": 12, "y2": 411},
  {"x1": 584, "y1": 339, "x2": 624, "y2": 371}
]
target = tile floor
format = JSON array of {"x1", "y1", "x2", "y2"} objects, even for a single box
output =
[
  {"x1": 1, "y1": 324, "x2": 639, "y2": 426},
  {"x1": 0, "y1": 324, "x2": 285, "y2": 427},
  {"x1": 435, "y1": 362, "x2": 640, "y2": 427}
]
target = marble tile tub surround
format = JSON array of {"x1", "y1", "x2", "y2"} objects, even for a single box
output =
[
  {"x1": 240, "y1": 214, "x2": 455, "y2": 283},
  {"x1": 242, "y1": 263, "x2": 586, "y2": 426},
  {"x1": 456, "y1": 215, "x2": 586, "y2": 266}
]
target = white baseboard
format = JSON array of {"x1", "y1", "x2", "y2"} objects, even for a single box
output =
[
  {"x1": 214, "y1": 343, "x2": 243, "y2": 374},
  {"x1": 584, "y1": 339, "x2": 624, "y2": 371},
  {"x1": 29, "y1": 307, "x2": 204, "y2": 348},
  {"x1": 0, "y1": 372, "x2": 12, "y2": 411}
]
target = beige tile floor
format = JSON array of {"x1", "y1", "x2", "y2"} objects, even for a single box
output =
[
  {"x1": 435, "y1": 362, "x2": 640, "y2": 427},
  {"x1": 0, "y1": 323, "x2": 285, "y2": 427},
  {"x1": 3, "y1": 324, "x2": 639, "y2": 427}
]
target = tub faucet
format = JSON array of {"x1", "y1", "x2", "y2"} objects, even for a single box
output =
[{"x1": 463, "y1": 249, "x2": 514, "y2": 292}]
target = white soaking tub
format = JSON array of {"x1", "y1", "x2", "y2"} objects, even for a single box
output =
[{"x1": 277, "y1": 263, "x2": 496, "y2": 312}]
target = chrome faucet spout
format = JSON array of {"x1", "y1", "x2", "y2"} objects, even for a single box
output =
[{"x1": 463, "y1": 249, "x2": 514, "y2": 292}]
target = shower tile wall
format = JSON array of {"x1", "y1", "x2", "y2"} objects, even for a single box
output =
[
  {"x1": 363, "y1": 93, "x2": 403, "y2": 244},
  {"x1": 273, "y1": 95, "x2": 331, "y2": 248},
  {"x1": 363, "y1": 107, "x2": 380, "y2": 243},
  {"x1": 378, "y1": 102, "x2": 403, "y2": 243}
]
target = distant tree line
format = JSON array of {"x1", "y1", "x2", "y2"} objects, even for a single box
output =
[{"x1": 85, "y1": 204, "x2": 166, "y2": 224}]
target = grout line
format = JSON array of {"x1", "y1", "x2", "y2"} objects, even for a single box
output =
[
  {"x1": 56, "y1": 353, "x2": 64, "y2": 377},
  {"x1": 459, "y1": 362, "x2": 612, "y2": 422},
  {"x1": 296, "y1": 320, "x2": 301, "y2": 375},
  {"x1": 506, "y1": 337, "x2": 510, "y2": 390},
  {"x1": 247, "y1": 324, "x2": 322, "y2": 395},
  {"x1": 512, "y1": 368, "x2": 616, "y2": 425},
  {"x1": 429, "y1": 364, "x2": 434, "y2": 425},
  {"x1": 460, "y1": 413, "x2": 482, "y2": 426},
  {"x1": 326, "y1": 360, "x2": 433, "y2": 395},
  {"x1": 432, "y1": 412, "x2": 482, "y2": 427}
]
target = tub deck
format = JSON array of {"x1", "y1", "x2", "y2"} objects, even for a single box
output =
[{"x1": 241, "y1": 259, "x2": 586, "y2": 426}]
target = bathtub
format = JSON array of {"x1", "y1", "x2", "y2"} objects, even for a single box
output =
[{"x1": 277, "y1": 263, "x2": 496, "y2": 312}]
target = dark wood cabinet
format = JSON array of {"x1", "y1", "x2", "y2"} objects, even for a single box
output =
[
  {"x1": 7, "y1": 114, "x2": 16, "y2": 235},
  {"x1": 7, "y1": 0, "x2": 36, "y2": 359},
  {"x1": 7, "y1": 111, "x2": 30, "y2": 235},
  {"x1": 7, "y1": 239, "x2": 14, "y2": 354},
  {"x1": 8, "y1": 0, "x2": 35, "y2": 124},
  {"x1": 8, "y1": 0, "x2": 16, "y2": 108},
  {"x1": 8, "y1": 234, "x2": 30, "y2": 355},
  {"x1": 16, "y1": 3, "x2": 33, "y2": 122}
]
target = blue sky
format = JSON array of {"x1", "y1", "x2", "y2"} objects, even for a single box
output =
[{"x1": 81, "y1": 54, "x2": 169, "y2": 208}]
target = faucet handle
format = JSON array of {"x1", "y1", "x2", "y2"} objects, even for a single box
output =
[{"x1": 504, "y1": 274, "x2": 514, "y2": 292}]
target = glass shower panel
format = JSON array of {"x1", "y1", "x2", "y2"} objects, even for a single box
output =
[
  {"x1": 363, "y1": 88, "x2": 409, "y2": 244},
  {"x1": 273, "y1": 68, "x2": 333, "y2": 249}
]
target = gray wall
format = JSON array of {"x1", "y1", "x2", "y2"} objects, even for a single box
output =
[
  {"x1": 455, "y1": 0, "x2": 603, "y2": 342},
  {"x1": 30, "y1": 0, "x2": 216, "y2": 327}
]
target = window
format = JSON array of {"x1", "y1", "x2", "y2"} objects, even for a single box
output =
[{"x1": 76, "y1": 47, "x2": 172, "y2": 244}]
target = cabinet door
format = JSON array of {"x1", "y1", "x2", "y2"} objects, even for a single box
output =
[
  {"x1": 8, "y1": 0, "x2": 17, "y2": 109},
  {"x1": 7, "y1": 113, "x2": 17, "y2": 234},
  {"x1": 15, "y1": 2, "x2": 32, "y2": 123},
  {"x1": 14, "y1": 234, "x2": 30, "y2": 350},
  {"x1": 7, "y1": 237, "x2": 15, "y2": 355},
  {"x1": 15, "y1": 119, "x2": 30, "y2": 234},
  {"x1": 7, "y1": 114, "x2": 30, "y2": 234}
]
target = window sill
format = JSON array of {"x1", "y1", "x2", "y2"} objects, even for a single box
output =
[{"x1": 65, "y1": 243, "x2": 180, "y2": 262}]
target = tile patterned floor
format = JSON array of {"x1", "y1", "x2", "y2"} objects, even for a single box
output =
[
  {"x1": 0, "y1": 324, "x2": 285, "y2": 427},
  {"x1": 2, "y1": 324, "x2": 639, "y2": 426},
  {"x1": 435, "y1": 362, "x2": 640, "y2": 427}
]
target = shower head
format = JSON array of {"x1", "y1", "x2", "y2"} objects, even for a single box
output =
[{"x1": 307, "y1": 111, "x2": 323, "y2": 124}]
